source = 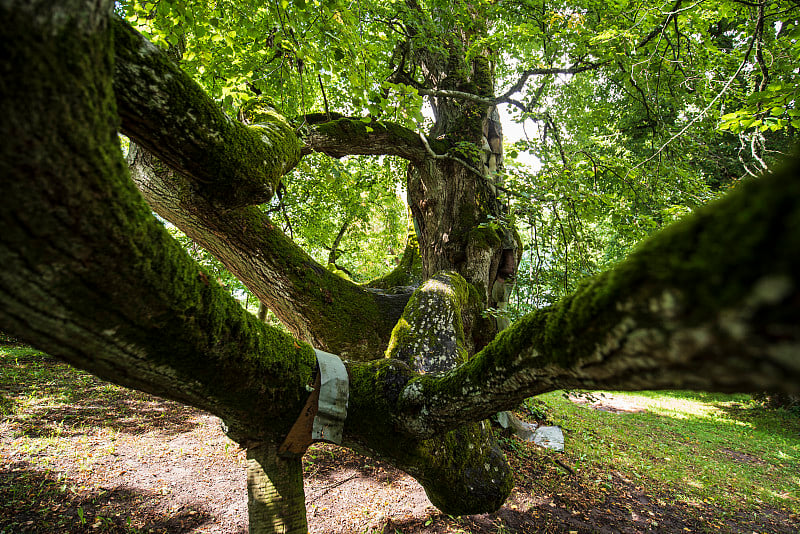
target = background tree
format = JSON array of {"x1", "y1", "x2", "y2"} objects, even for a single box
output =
[{"x1": 1, "y1": 1, "x2": 799, "y2": 533}]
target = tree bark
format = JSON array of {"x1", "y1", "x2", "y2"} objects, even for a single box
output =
[
  {"x1": 127, "y1": 143, "x2": 408, "y2": 360},
  {"x1": 0, "y1": 0, "x2": 317, "y2": 443},
  {"x1": 391, "y1": 160, "x2": 800, "y2": 437},
  {"x1": 3, "y1": 2, "x2": 800, "y2": 528},
  {"x1": 112, "y1": 16, "x2": 299, "y2": 210}
]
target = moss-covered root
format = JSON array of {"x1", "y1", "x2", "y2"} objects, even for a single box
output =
[
  {"x1": 385, "y1": 271, "x2": 477, "y2": 374},
  {"x1": 246, "y1": 443, "x2": 308, "y2": 534}
]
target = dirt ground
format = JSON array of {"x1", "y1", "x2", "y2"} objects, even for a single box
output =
[{"x1": 1, "y1": 351, "x2": 797, "y2": 533}]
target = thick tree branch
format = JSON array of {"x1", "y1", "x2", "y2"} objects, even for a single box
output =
[
  {"x1": 112, "y1": 16, "x2": 300, "y2": 210},
  {"x1": 392, "y1": 157, "x2": 800, "y2": 437},
  {"x1": 300, "y1": 117, "x2": 429, "y2": 162},
  {"x1": 128, "y1": 145, "x2": 408, "y2": 361},
  {"x1": 0, "y1": 2, "x2": 315, "y2": 442},
  {"x1": 0, "y1": 9, "x2": 512, "y2": 515}
]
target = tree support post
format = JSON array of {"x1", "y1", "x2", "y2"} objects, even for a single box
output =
[{"x1": 247, "y1": 442, "x2": 308, "y2": 534}]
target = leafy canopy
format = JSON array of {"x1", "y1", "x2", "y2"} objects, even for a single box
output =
[{"x1": 118, "y1": 0, "x2": 799, "y2": 309}]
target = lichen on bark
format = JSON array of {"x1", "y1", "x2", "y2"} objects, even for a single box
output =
[{"x1": 345, "y1": 271, "x2": 513, "y2": 514}]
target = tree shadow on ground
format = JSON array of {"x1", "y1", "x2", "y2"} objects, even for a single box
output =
[
  {"x1": 1, "y1": 347, "x2": 202, "y2": 437},
  {"x1": 374, "y1": 469, "x2": 798, "y2": 534},
  {"x1": 304, "y1": 443, "x2": 404, "y2": 486},
  {"x1": 0, "y1": 462, "x2": 245, "y2": 534}
]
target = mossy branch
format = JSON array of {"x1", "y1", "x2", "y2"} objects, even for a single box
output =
[
  {"x1": 0, "y1": 3, "x2": 315, "y2": 444},
  {"x1": 300, "y1": 117, "x2": 429, "y2": 162},
  {"x1": 112, "y1": 16, "x2": 300, "y2": 210},
  {"x1": 392, "y1": 156, "x2": 800, "y2": 438},
  {"x1": 365, "y1": 232, "x2": 423, "y2": 290},
  {"x1": 128, "y1": 145, "x2": 405, "y2": 361}
]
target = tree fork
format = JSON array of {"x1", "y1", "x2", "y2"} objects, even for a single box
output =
[{"x1": 127, "y1": 143, "x2": 406, "y2": 360}]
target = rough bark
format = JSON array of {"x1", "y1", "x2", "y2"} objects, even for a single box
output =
[
  {"x1": 398, "y1": 7, "x2": 520, "y2": 347},
  {"x1": 111, "y1": 20, "x2": 414, "y2": 359},
  {"x1": 112, "y1": 16, "x2": 299, "y2": 210},
  {"x1": 0, "y1": 0, "x2": 317, "y2": 441},
  {"x1": 391, "y1": 158, "x2": 800, "y2": 437},
  {"x1": 3, "y1": 1, "x2": 800, "y2": 526},
  {"x1": 301, "y1": 117, "x2": 429, "y2": 162},
  {"x1": 127, "y1": 144, "x2": 408, "y2": 360}
]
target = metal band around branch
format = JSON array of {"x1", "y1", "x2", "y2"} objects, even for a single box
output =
[{"x1": 311, "y1": 349, "x2": 349, "y2": 444}]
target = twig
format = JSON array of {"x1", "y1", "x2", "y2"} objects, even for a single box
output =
[
  {"x1": 626, "y1": 25, "x2": 759, "y2": 178},
  {"x1": 307, "y1": 474, "x2": 359, "y2": 502},
  {"x1": 417, "y1": 132, "x2": 485, "y2": 178},
  {"x1": 554, "y1": 458, "x2": 575, "y2": 475}
]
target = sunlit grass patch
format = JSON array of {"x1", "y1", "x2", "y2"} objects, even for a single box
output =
[{"x1": 535, "y1": 390, "x2": 800, "y2": 516}]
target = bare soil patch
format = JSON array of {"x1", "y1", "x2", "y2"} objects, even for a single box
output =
[{"x1": 567, "y1": 393, "x2": 647, "y2": 414}]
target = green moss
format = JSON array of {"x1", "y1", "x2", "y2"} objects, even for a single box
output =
[
  {"x1": 235, "y1": 207, "x2": 393, "y2": 361},
  {"x1": 367, "y1": 233, "x2": 422, "y2": 289},
  {"x1": 1, "y1": 7, "x2": 322, "y2": 446},
  {"x1": 468, "y1": 225, "x2": 503, "y2": 250},
  {"x1": 425, "y1": 154, "x2": 800, "y2": 401},
  {"x1": 346, "y1": 359, "x2": 514, "y2": 515},
  {"x1": 383, "y1": 271, "x2": 477, "y2": 370},
  {"x1": 471, "y1": 56, "x2": 493, "y2": 97},
  {"x1": 113, "y1": 18, "x2": 300, "y2": 210}
]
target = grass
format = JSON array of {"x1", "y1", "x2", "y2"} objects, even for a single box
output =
[{"x1": 519, "y1": 390, "x2": 800, "y2": 524}]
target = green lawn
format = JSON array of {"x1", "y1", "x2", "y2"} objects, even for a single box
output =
[{"x1": 533, "y1": 389, "x2": 800, "y2": 517}]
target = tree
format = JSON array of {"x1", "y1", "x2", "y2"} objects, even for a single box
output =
[{"x1": 1, "y1": 1, "x2": 799, "y2": 533}]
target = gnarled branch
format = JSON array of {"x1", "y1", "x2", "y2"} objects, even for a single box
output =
[
  {"x1": 113, "y1": 16, "x2": 300, "y2": 210},
  {"x1": 390, "y1": 158, "x2": 800, "y2": 437},
  {"x1": 128, "y1": 144, "x2": 408, "y2": 361},
  {"x1": 300, "y1": 117, "x2": 429, "y2": 163}
]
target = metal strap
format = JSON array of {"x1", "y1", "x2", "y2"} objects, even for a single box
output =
[{"x1": 311, "y1": 349, "x2": 349, "y2": 444}]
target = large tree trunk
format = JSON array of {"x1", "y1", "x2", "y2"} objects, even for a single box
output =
[{"x1": 405, "y1": 18, "x2": 519, "y2": 348}]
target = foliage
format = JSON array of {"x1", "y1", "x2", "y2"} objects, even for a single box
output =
[
  {"x1": 494, "y1": 0, "x2": 800, "y2": 312},
  {"x1": 116, "y1": 0, "x2": 799, "y2": 310},
  {"x1": 753, "y1": 392, "x2": 800, "y2": 416},
  {"x1": 268, "y1": 155, "x2": 408, "y2": 282},
  {"x1": 116, "y1": 0, "x2": 424, "y2": 127}
]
